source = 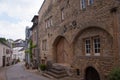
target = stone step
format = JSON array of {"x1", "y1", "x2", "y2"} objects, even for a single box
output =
[
  {"x1": 52, "y1": 66, "x2": 65, "y2": 71},
  {"x1": 42, "y1": 72, "x2": 55, "y2": 79},
  {"x1": 49, "y1": 69, "x2": 66, "y2": 74},
  {"x1": 45, "y1": 71, "x2": 68, "y2": 79}
]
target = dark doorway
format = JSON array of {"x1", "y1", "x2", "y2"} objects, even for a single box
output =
[
  {"x1": 3, "y1": 56, "x2": 5, "y2": 67},
  {"x1": 85, "y1": 67, "x2": 100, "y2": 80}
]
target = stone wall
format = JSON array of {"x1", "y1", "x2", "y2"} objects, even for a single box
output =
[{"x1": 38, "y1": 0, "x2": 120, "y2": 79}]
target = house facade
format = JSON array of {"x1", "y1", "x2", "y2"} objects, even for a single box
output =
[
  {"x1": 12, "y1": 47, "x2": 24, "y2": 61},
  {"x1": 37, "y1": 0, "x2": 120, "y2": 80},
  {"x1": 25, "y1": 27, "x2": 31, "y2": 65},
  {"x1": 12, "y1": 39, "x2": 25, "y2": 62},
  {"x1": 0, "y1": 42, "x2": 12, "y2": 67},
  {"x1": 30, "y1": 15, "x2": 40, "y2": 68}
]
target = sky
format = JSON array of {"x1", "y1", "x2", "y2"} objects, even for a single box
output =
[{"x1": 0, "y1": 0, "x2": 44, "y2": 40}]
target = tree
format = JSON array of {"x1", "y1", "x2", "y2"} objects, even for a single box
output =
[
  {"x1": 108, "y1": 67, "x2": 120, "y2": 80},
  {"x1": 0, "y1": 38, "x2": 7, "y2": 43}
]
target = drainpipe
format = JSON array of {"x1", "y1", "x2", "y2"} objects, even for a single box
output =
[{"x1": 36, "y1": 22, "x2": 40, "y2": 69}]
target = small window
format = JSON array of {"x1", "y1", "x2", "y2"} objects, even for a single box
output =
[
  {"x1": 44, "y1": 40, "x2": 47, "y2": 51},
  {"x1": 80, "y1": 0, "x2": 86, "y2": 9},
  {"x1": 42, "y1": 40, "x2": 44, "y2": 50},
  {"x1": 93, "y1": 37, "x2": 100, "y2": 55},
  {"x1": 61, "y1": 8, "x2": 64, "y2": 21},
  {"x1": 45, "y1": 20, "x2": 48, "y2": 28},
  {"x1": 45, "y1": 17, "x2": 53, "y2": 28},
  {"x1": 85, "y1": 39, "x2": 91, "y2": 55},
  {"x1": 88, "y1": 0, "x2": 94, "y2": 5},
  {"x1": 42, "y1": 40, "x2": 47, "y2": 51}
]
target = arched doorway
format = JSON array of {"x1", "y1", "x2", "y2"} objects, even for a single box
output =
[
  {"x1": 85, "y1": 67, "x2": 100, "y2": 80},
  {"x1": 53, "y1": 36, "x2": 71, "y2": 64}
]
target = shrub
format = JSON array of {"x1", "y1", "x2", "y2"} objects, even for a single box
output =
[
  {"x1": 108, "y1": 67, "x2": 120, "y2": 80},
  {"x1": 40, "y1": 64, "x2": 46, "y2": 71},
  {"x1": 17, "y1": 58, "x2": 20, "y2": 62}
]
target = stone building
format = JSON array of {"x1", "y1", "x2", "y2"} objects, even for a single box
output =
[
  {"x1": 38, "y1": 0, "x2": 120, "y2": 80},
  {"x1": 30, "y1": 15, "x2": 40, "y2": 68},
  {"x1": 25, "y1": 26, "x2": 31, "y2": 66}
]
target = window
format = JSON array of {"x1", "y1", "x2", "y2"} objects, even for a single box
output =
[
  {"x1": 88, "y1": 0, "x2": 94, "y2": 5},
  {"x1": 42, "y1": 40, "x2": 44, "y2": 50},
  {"x1": 44, "y1": 40, "x2": 47, "y2": 51},
  {"x1": 84, "y1": 36, "x2": 101, "y2": 56},
  {"x1": 61, "y1": 8, "x2": 64, "y2": 21},
  {"x1": 85, "y1": 39, "x2": 91, "y2": 56},
  {"x1": 45, "y1": 17, "x2": 53, "y2": 28},
  {"x1": 3, "y1": 48, "x2": 5, "y2": 54},
  {"x1": 93, "y1": 37, "x2": 100, "y2": 55},
  {"x1": 42, "y1": 40, "x2": 47, "y2": 51},
  {"x1": 80, "y1": 0, "x2": 86, "y2": 9}
]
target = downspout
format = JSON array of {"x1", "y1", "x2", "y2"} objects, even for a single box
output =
[{"x1": 36, "y1": 21, "x2": 40, "y2": 69}]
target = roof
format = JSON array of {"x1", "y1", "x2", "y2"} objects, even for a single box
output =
[
  {"x1": 38, "y1": 0, "x2": 46, "y2": 14},
  {"x1": 0, "y1": 41, "x2": 11, "y2": 48},
  {"x1": 31, "y1": 15, "x2": 38, "y2": 22},
  {"x1": 14, "y1": 39, "x2": 25, "y2": 43},
  {"x1": 30, "y1": 15, "x2": 39, "y2": 31},
  {"x1": 19, "y1": 47, "x2": 25, "y2": 51}
]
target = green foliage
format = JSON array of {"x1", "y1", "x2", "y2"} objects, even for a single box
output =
[
  {"x1": 29, "y1": 40, "x2": 33, "y2": 60},
  {"x1": 25, "y1": 49, "x2": 30, "y2": 53},
  {"x1": 0, "y1": 38, "x2": 7, "y2": 43},
  {"x1": 29, "y1": 40, "x2": 36, "y2": 61},
  {"x1": 40, "y1": 64, "x2": 46, "y2": 71},
  {"x1": 108, "y1": 67, "x2": 120, "y2": 80},
  {"x1": 17, "y1": 58, "x2": 20, "y2": 62}
]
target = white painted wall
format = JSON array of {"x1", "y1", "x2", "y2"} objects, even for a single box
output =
[
  {"x1": 12, "y1": 47, "x2": 25, "y2": 61},
  {"x1": 19, "y1": 50, "x2": 25, "y2": 61},
  {"x1": 0, "y1": 43, "x2": 12, "y2": 67}
]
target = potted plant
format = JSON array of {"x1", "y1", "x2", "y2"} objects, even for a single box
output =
[{"x1": 40, "y1": 64, "x2": 46, "y2": 71}]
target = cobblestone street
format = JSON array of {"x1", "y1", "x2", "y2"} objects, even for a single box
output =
[
  {"x1": 0, "y1": 63, "x2": 50, "y2": 80},
  {"x1": 0, "y1": 67, "x2": 6, "y2": 80},
  {"x1": 0, "y1": 63, "x2": 80, "y2": 80}
]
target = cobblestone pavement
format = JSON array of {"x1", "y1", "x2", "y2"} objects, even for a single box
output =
[
  {"x1": 0, "y1": 63, "x2": 80, "y2": 80},
  {"x1": 0, "y1": 67, "x2": 6, "y2": 80},
  {"x1": 5, "y1": 63, "x2": 50, "y2": 80}
]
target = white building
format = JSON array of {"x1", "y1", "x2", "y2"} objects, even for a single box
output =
[
  {"x1": 0, "y1": 42, "x2": 12, "y2": 67},
  {"x1": 12, "y1": 47, "x2": 25, "y2": 62}
]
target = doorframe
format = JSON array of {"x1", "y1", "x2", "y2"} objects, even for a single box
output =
[{"x1": 85, "y1": 66, "x2": 100, "y2": 80}]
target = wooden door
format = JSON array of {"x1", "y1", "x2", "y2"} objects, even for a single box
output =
[{"x1": 56, "y1": 37, "x2": 70, "y2": 63}]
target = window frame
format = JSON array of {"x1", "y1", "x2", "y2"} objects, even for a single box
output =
[
  {"x1": 93, "y1": 36, "x2": 100, "y2": 56},
  {"x1": 80, "y1": 0, "x2": 86, "y2": 10},
  {"x1": 83, "y1": 36, "x2": 101, "y2": 56},
  {"x1": 84, "y1": 38, "x2": 91, "y2": 56},
  {"x1": 45, "y1": 17, "x2": 53, "y2": 29},
  {"x1": 61, "y1": 8, "x2": 65, "y2": 21},
  {"x1": 88, "y1": 0, "x2": 94, "y2": 5}
]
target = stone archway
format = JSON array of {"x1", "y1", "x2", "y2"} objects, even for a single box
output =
[
  {"x1": 53, "y1": 36, "x2": 71, "y2": 64},
  {"x1": 85, "y1": 67, "x2": 100, "y2": 80}
]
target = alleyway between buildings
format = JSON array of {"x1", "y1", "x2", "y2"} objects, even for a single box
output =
[{"x1": 0, "y1": 63, "x2": 50, "y2": 80}]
